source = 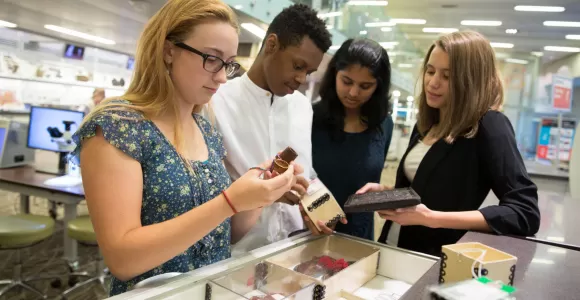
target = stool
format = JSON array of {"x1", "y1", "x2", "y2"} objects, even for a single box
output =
[
  {"x1": 61, "y1": 215, "x2": 109, "y2": 299},
  {"x1": 0, "y1": 214, "x2": 60, "y2": 299}
]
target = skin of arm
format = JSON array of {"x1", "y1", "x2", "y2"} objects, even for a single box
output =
[
  {"x1": 231, "y1": 208, "x2": 263, "y2": 244},
  {"x1": 428, "y1": 210, "x2": 490, "y2": 231},
  {"x1": 230, "y1": 163, "x2": 306, "y2": 244},
  {"x1": 81, "y1": 128, "x2": 237, "y2": 281}
]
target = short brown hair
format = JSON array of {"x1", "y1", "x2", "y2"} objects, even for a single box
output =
[{"x1": 417, "y1": 30, "x2": 503, "y2": 143}]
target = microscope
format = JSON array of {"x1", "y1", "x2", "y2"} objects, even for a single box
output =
[{"x1": 47, "y1": 120, "x2": 77, "y2": 152}]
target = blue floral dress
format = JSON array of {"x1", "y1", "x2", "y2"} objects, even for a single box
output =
[{"x1": 71, "y1": 100, "x2": 232, "y2": 296}]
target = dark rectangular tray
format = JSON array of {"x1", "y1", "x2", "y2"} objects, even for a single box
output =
[{"x1": 343, "y1": 188, "x2": 421, "y2": 213}]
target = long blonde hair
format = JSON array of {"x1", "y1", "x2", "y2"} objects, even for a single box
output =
[
  {"x1": 416, "y1": 31, "x2": 504, "y2": 143},
  {"x1": 83, "y1": 0, "x2": 238, "y2": 153}
]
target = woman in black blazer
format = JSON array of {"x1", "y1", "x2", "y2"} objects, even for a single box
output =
[{"x1": 357, "y1": 31, "x2": 540, "y2": 256}]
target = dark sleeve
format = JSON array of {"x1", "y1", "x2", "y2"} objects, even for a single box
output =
[
  {"x1": 477, "y1": 111, "x2": 541, "y2": 236},
  {"x1": 382, "y1": 116, "x2": 394, "y2": 159}
]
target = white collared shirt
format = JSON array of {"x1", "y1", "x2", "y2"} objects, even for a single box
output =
[{"x1": 210, "y1": 73, "x2": 313, "y2": 255}]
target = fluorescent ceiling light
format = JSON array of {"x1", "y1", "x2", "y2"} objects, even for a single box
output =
[
  {"x1": 365, "y1": 21, "x2": 395, "y2": 27},
  {"x1": 391, "y1": 18, "x2": 426, "y2": 25},
  {"x1": 423, "y1": 27, "x2": 458, "y2": 33},
  {"x1": 565, "y1": 34, "x2": 580, "y2": 40},
  {"x1": 0, "y1": 20, "x2": 17, "y2": 28},
  {"x1": 461, "y1": 20, "x2": 502, "y2": 26},
  {"x1": 379, "y1": 41, "x2": 398, "y2": 49},
  {"x1": 514, "y1": 5, "x2": 565, "y2": 12},
  {"x1": 233, "y1": 4, "x2": 243, "y2": 9},
  {"x1": 505, "y1": 29, "x2": 518, "y2": 34},
  {"x1": 490, "y1": 42, "x2": 514, "y2": 48},
  {"x1": 360, "y1": 30, "x2": 368, "y2": 35},
  {"x1": 381, "y1": 27, "x2": 393, "y2": 32},
  {"x1": 44, "y1": 24, "x2": 115, "y2": 45},
  {"x1": 398, "y1": 63, "x2": 413, "y2": 68},
  {"x1": 544, "y1": 21, "x2": 580, "y2": 27},
  {"x1": 326, "y1": 25, "x2": 334, "y2": 29},
  {"x1": 240, "y1": 23, "x2": 266, "y2": 39},
  {"x1": 505, "y1": 58, "x2": 528, "y2": 65},
  {"x1": 329, "y1": 45, "x2": 340, "y2": 50},
  {"x1": 531, "y1": 51, "x2": 544, "y2": 57},
  {"x1": 347, "y1": 0, "x2": 388, "y2": 6},
  {"x1": 544, "y1": 46, "x2": 580, "y2": 52},
  {"x1": 318, "y1": 11, "x2": 343, "y2": 18}
]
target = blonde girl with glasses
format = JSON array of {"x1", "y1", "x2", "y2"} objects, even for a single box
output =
[{"x1": 71, "y1": 0, "x2": 300, "y2": 295}]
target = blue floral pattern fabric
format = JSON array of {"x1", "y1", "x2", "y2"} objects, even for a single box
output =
[{"x1": 70, "y1": 100, "x2": 232, "y2": 296}]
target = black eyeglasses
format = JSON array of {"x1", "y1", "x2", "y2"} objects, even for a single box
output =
[{"x1": 174, "y1": 42, "x2": 240, "y2": 77}]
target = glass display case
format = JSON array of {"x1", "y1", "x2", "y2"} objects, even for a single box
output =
[{"x1": 108, "y1": 233, "x2": 437, "y2": 300}]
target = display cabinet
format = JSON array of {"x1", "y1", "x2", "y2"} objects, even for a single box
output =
[{"x1": 109, "y1": 233, "x2": 438, "y2": 300}]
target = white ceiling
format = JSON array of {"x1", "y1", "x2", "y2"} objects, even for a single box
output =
[
  {"x1": 0, "y1": 0, "x2": 265, "y2": 55},
  {"x1": 382, "y1": 0, "x2": 580, "y2": 62},
  {"x1": 0, "y1": 0, "x2": 578, "y2": 64}
]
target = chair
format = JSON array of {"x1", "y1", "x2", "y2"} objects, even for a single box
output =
[
  {"x1": 61, "y1": 215, "x2": 110, "y2": 299},
  {"x1": 0, "y1": 214, "x2": 60, "y2": 299}
]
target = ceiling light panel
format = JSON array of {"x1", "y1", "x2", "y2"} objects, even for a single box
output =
[
  {"x1": 566, "y1": 35, "x2": 580, "y2": 40},
  {"x1": 44, "y1": 24, "x2": 115, "y2": 45},
  {"x1": 347, "y1": 0, "x2": 388, "y2": 6},
  {"x1": 490, "y1": 42, "x2": 514, "y2": 48},
  {"x1": 423, "y1": 28, "x2": 458, "y2": 33},
  {"x1": 514, "y1": 6, "x2": 565, "y2": 12},
  {"x1": 461, "y1": 20, "x2": 502, "y2": 26},
  {"x1": 240, "y1": 23, "x2": 266, "y2": 39},
  {"x1": 544, "y1": 21, "x2": 580, "y2": 27},
  {"x1": 544, "y1": 46, "x2": 580, "y2": 52},
  {"x1": 365, "y1": 21, "x2": 395, "y2": 27}
]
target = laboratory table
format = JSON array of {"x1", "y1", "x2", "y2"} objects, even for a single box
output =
[
  {"x1": 0, "y1": 166, "x2": 85, "y2": 262},
  {"x1": 523, "y1": 190, "x2": 580, "y2": 251},
  {"x1": 400, "y1": 232, "x2": 580, "y2": 300}
]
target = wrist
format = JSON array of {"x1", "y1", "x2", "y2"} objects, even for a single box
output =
[
  {"x1": 222, "y1": 190, "x2": 238, "y2": 215},
  {"x1": 426, "y1": 210, "x2": 443, "y2": 228}
]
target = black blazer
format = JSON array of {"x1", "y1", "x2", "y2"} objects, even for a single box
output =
[{"x1": 378, "y1": 111, "x2": 541, "y2": 256}]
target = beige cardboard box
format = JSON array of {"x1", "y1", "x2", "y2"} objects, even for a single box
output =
[
  {"x1": 300, "y1": 178, "x2": 346, "y2": 231},
  {"x1": 440, "y1": 242, "x2": 517, "y2": 286}
]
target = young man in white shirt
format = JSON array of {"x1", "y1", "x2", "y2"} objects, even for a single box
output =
[{"x1": 211, "y1": 4, "x2": 333, "y2": 255}]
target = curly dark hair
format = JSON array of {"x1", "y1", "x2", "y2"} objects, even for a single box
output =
[
  {"x1": 266, "y1": 4, "x2": 332, "y2": 52},
  {"x1": 314, "y1": 38, "x2": 392, "y2": 140}
]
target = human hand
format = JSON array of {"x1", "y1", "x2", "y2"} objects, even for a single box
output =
[
  {"x1": 225, "y1": 160, "x2": 296, "y2": 212},
  {"x1": 299, "y1": 204, "x2": 347, "y2": 235},
  {"x1": 355, "y1": 183, "x2": 392, "y2": 194},
  {"x1": 277, "y1": 175, "x2": 309, "y2": 205},
  {"x1": 377, "y1": 204, "x2": 434, "y2": 227}
]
